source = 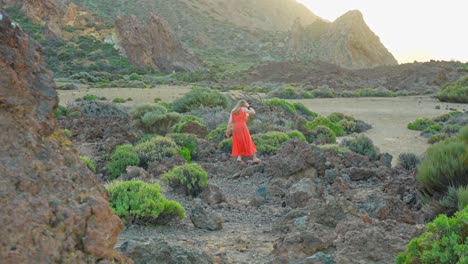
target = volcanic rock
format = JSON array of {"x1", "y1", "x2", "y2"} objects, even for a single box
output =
[
  {"x1": 0, "y1": 11, "x2": 131, "y2": 263},
  {"x1": 114, "y1": 14, "x2": 204, "y2": 72}
]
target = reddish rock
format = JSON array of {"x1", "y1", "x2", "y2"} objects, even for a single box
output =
[
  {"x1": 114, "y1": 14, "x2": 204, "y2": 72},
  {"x1": 0, "y1": 12, "x2": 131, "y2": 263}
]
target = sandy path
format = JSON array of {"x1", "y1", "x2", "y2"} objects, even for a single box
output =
[
  {"x1": 293, "y1": 96, "x2": 466, "y2": 160},
  {"x1": 57, "y1": 86, "x2": 194, "y2": 105}
]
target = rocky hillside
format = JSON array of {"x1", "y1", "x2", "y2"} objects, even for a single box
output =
[
  {"x1": 287, "y1": 10, "x2": 398, "y2": 68},
  {"x1": 0, "y1": 11, "x2": 130, "y2": 263},
  {"x1": 2, "y1": 0, "x2": 399, "y2": 73}
]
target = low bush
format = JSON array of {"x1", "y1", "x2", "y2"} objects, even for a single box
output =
[
  {"x1": 251, "y1": 131, "x2": 290, "y2": 155},
  {"x1": 340, "y1": 134, "x2": 379, "y2": 159},
  {"x1": 353, "y1": 87, "x2": 396, "y2": 97},
  {"x1": 178, "y1": 148, "x2": 191, "y2": 162},
  {"x1": 187, "y1": 106, "x2": 230, "y2": 130},
  {"x1": 218, "y1": 137, "x2": 233, "y2": 153},
  {"x1": 134, "y1": 137, "x2": 179, "y2": 166},
  {"x1": 80, "y1": 156, "x2": 96, "y2": 173},
  {"x1": 327, "y1": 112, "x2": 356, "y2": 123},
  {"x1": 265, "y1": 98, "x2": 297, "y2": 115},
  {"x1": 305, "y1": 117, "x2": 346, "y2": 137},
  {"x1": 172, "y1": 115, "x2": 207, "y2": 135},
  {"x1": 137, "y1": 134, "x2": 160, "y2": 144},
  {"x1": 293, "y1": 102, "x2": 318, "y2": 118},
  {"x1": 396, "y1": 206, "x2": 468, "y2": 264},
  {"x1": 106, "y1": 181, "x2": 185, "y2": 224},
  {"x1": 311, "y1": 88, "x2": 335, "y2": 98},
  {"x1": 206, "y1": 125, "x2": 228, "y2": 143},
  {"x1": 306, "y1": 125, "x2": 336, "y2": 145},
  {"x1": 428, "y1": 133, "x2": 448, "y2": 144},
  {"x1": 172, "y1": 87, "x2": 229, "y2": 113},
  {"x1": 83, "y1": 94, "x2": 98, "y2": 101},
  {"x1": 434, "y1": 111, "x2": 463, "y2": 122},
  {"x1": 161, "y1": 163, "x2": 208, "y2": 196},
  {"x1": 112, "y1": 97, "x2": 126, "y2": 103},
  {"x1": 168, "y1": 133, "x2": 198, "y2": 160},
  {"x1": 286, "y1": 130, "x2": 307, "y2": 142},
  {"x1": 107, "y1": 144, "x2": 140, "y2": 179},
  {"x1": 437, "y1": 75, "x2": 468, "y2": 103},
  {"x1": 398, "y1": 153, "x2": 420, "y2": 171},
  {"x1": 130, "y1": 104, "x2": 181, "y2": 134},
  {"x1": 408, "y1": 118, "x2": 437, "y2": 131},
  {"x1": 62, "y1": 129, "x2": 72, "y2": 138},
  {"x1": 54, "y1": 105, "x2": 68, "y2": 118},
  {"x1": 417, "y1": 127, "x2": 468, "y2": 214}
]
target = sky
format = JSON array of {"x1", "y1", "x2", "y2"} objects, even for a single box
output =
[{"x1": 296, "y1": 0, "x2": 468, "y2": 63}]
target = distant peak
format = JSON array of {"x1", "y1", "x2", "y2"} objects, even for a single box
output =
[{"x1": 334, "y1": 10, "x2": 364, "y2": 23}]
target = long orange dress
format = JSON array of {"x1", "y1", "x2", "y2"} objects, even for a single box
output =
[{"x1": 231, "y1": 109, "x2": 257, "y2": 157}]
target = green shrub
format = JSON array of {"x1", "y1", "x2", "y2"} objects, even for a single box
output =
[
  {"x1": 286, "y1": 130, "x2": 307, "y2": 142},
  {"x1": 437, "y1": 75, "x2": 468, "y2": 103},
  {"x1": 305, "y1": 117, "x2": 346, "y2": 137},
  {"x1": 396, "y1": 206, "x2": 468, "y2": 264},
  {"x1": 137, "y1": 134, "x2": 160, "y2": 144},
  {"x1": 178, "y1": 148, "x2": 191, "y2": 162},
  {"x1": 265, "y1": 98, "x2": 297, "y2": 115},
  {"x1": 433, "y1": 111, "x2": 463, "y2": 122},
  {"x1": 417, "y1": 131, "x2": 468, "y2": 214},
  {"x1": 311, "y1": 88, "x2": 335, "y2": 98},
  {"x1": 408, "y1": 118, "x2": 437, "y2": 131},
  {"x1": 353, "y1": 87, "x2": 396, "y2": 97},
  {"x1": 161, "y1": 163, "x2": 208, "y2": 196},
  {"x1": 134, "y1": 137, "x2": 179, "y2": 166},
  {"x1": 129, "y1": 73, "x2": 142, "y2": 81},
  {"x1": 307, "y1": 125, "x2": 336, "y2": 145},
  {"x1": 54, "y1": 105, "x2": 68, "y2": 118},
  {"x1": 218, "y1": 137, "x2": 233, "y2": 153},
  {"x1": 398, "y1": 153, "x2": 420, "y2": 171},
  {"x1": 168, "y1": 133, "x2": 198, "y2": 159},
  {"x1": 130, "y1": 104, "x2": 181, "y2": 134},
  {"x1": 251, "y1": 131, "x2": 290, "y2": 155},
  {"x1": 172, "y1": 87, "x2": 228, "y2": 113},
  {"x1": 327, "y1": 112, "x2": 356, "y2": 123},
  {"x1": 442, "y1": 124, "x2": 462, "y2": 135},
  {"x1": 428, "y1": 133, "x2": 448, "y2": 144},
  {"x1": 112, "y1": 97, "x2": 126, "y2": 103},
  {"x1": 62, "y1": 129, "x2": 72, "y2": 137},
  {"x1": 80, "y1": 156, "x2": 96, "y2": 173},
  {"x1": 338, "y1": 120, "x2": 357, "y2": 134},
  {"x1": 340, "y1": 134, "x2": 379, "y2": 159},
  {"x1": 293, "y1": 102, "x2": 318, "y2": 117},
  {"x1": 106, "y1": 181, "x2": 185, "y2": 223},
  {"x1": 172, "y1": 115, "x2": 206, "y2": 134},
  {"x1": 83, "y1": 94, "x2": 98, "y2": 101},
  {"x1": 206, "y1": 125, "x2": 228, "y2": 143},
  {"x1": 107, "y1": 144, "x2": 141, "y2": 179},
  {"x1": 68, "y1": 110, "x2": 82, "y2": 118}
]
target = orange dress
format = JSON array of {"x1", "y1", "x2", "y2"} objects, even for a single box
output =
[{"x1": 231, "y1": 109, "x2": 257, "y2": 156}]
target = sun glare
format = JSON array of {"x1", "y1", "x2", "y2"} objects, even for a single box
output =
[{"x1": 297, "y1": 0, "x2": 468, "y2": 63}]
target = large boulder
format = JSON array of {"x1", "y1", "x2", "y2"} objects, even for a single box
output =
[
  {"x1": 114, "y1": 14, "x2": 204, "y2": 72},
  {"x1": 0, "y1": 12, "x2": 131, "y2": 263}
]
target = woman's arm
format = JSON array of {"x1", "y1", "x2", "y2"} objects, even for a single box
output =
[
  {"x1": 241, "y1": 107, "x2": 256, "y2": 115},
  {"x1": 225, "y1": 113, "x2": 233, "y2": 137}
]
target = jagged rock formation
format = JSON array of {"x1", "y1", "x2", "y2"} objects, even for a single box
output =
[
  {"x1": 114, "y1": 14, "x2": 204, "y2": 72},
  {"x1": 288, "y1": 10, "x2": 398, "y2": 69},
  {"x1": 0, "y1": 0, "x2": 79, "y2": 38},
  {"x1": 0, "y1": 12, "x2": 131, "y2": 263}
]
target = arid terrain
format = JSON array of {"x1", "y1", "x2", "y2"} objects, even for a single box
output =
[{"x1": 58, "y1": 88, "x2": 466, "y2": 161}]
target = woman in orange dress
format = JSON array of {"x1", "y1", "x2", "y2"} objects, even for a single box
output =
[{"x1": 225, "y1": 100, "x2": 261, "y2": 164}]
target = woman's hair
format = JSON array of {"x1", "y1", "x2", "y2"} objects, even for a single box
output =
[{"x1": 232, "y1": 100, "x2": 247, "y2": 114}]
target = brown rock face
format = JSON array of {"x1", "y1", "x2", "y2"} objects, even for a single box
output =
[
  {"x1": 114, "y1": 14, "x2": 204, "y2": 72},
  {"x1": 0, "y1": 12, "x2": 131, "y2": 263}
]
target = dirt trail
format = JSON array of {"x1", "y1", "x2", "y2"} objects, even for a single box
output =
[{"x1": 293, "y1": 96, "x2": 466, "y2": 161}]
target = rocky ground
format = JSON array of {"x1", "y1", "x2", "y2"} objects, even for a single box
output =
[{"x1": 58, "y1": 106, "x2": 432, "y2": 263}]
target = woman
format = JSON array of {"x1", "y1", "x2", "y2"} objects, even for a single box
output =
[{"x1": 225, "y1": 100, "x2": 261, "y2": 164}]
